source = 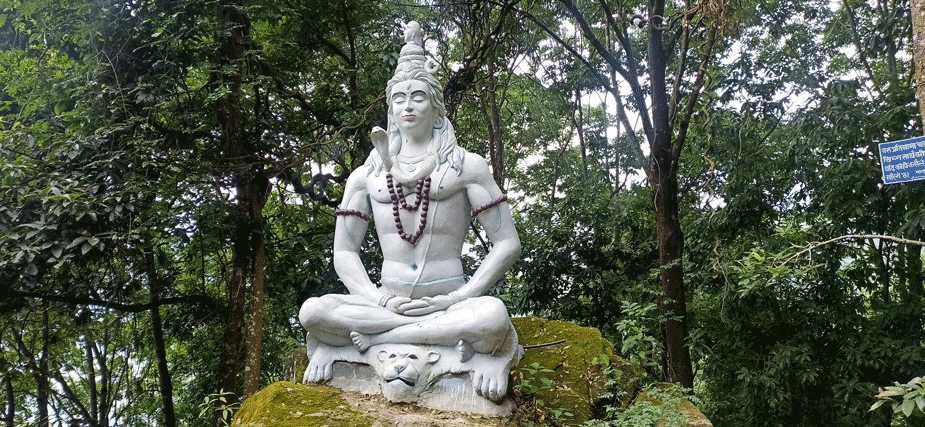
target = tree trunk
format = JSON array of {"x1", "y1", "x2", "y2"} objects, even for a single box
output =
[
  {"x1": 85, "y1": 338, "x2": 97, "y2": 426},
  {"x1": 218, "y1": 176, "x2": 269, "y2": 405},
  {"x1": 37, "y1": 304, "x2": 49, "y2": 427},
  {"x1": 214, "y1": 0, "x2": 249, "y2": 415},
  {"x1": 574, "y1": 89, "x2": 588, "y2": 178},
  {"x1": 653, "y1": 168, "x2": 693, "y2": 388},
  {"x1": 3, "y1": 374, "x2": 12, "y2": 427},
  {"x1": 646, "y1": 0, "x2": 694, "y2": 389},
  {"x1": 214, "y1": 0, "x2": 271, "y2": 413},
  {"x1": 242, "y1": 215, "x2": 267, "y2": 399},
  {"x1": 907, "y1": 244, "x2": 923, "y2": 299},
  {"x1": 875, "y1": 241, "x2": 892, "y2": 304},
  {"x1": 150, "y1": 287, "x2": 177, "y2": 427},
  {"x1": 913, "y1": 0, "x2": 925, "y2": 128},
  {"x1": 93, "y1": 342, "x2": 109, "y2": 427}
]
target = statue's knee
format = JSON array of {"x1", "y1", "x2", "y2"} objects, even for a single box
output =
[
  {"x1": 476, "y1": 297, "x2": 509, "y2": 317},
  {"x1": 298, "y1": 297, "x2": 324, "y2": 330},
  {"x1": 473, "y1": 297, "x2": 511, "y2": 333}
]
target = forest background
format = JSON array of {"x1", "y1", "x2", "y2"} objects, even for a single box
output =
[{"x1": 1, "y1": 0, "x2": 924, "y2": 426}]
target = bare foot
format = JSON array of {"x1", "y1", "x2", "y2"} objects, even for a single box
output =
[
  {"x1": 303, "y1": 344, "x2": 336, "y2": 384},
  {"x1": 472, "y1": 362, "x2": 509, "y2": 402},
  {"x1": 457, "y1": 339, "x2": 475, "y2": 363},
  {"x1": 350, "y1": 331, "x2": 371, "y2": 352}
]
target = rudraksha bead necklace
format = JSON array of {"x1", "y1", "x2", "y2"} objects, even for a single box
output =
[{"x1": 385, "y1": 173, "x2": 431, "y2": 245}]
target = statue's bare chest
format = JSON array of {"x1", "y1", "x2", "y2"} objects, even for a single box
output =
[{"x1": 367, "y1": 167, "x2": 468, "y2": 206}]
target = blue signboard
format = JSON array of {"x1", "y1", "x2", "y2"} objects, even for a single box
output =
[{"x1": 879, "y1": 136, "x2": 925, "y2": 184}]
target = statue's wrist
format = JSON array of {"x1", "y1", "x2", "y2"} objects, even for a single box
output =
[
  {"x1": 378, "y1": 294, "x2": 394, "y2": 307},
  {"x1": 449, "y1": 291, "x2": 462, "y2": 304}
]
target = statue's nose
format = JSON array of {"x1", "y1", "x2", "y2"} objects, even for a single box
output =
[{"x1": 395, "y1": 363, "x2": 406, "y2": 373}]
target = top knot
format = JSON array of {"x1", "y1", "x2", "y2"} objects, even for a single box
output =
[
  {"x1": 395, "y1": 21, "x2": 436, "y2": 74},
  {"x1": 404, "y1": 21, "x2": 423, "y2": 46}
]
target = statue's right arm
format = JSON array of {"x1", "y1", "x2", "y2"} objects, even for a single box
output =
[{"x1": 332, "y1": 168, "x2": 382, "y2": 303}]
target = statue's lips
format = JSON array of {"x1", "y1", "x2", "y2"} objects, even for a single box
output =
[
  {"x1": 402, "y1": 115, "x2": 416, "y2": 121},
  {"x1": 385, "y1": 376, "x2": 415, "y2": 387}
]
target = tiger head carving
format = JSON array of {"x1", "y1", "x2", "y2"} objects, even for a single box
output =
[{"x1": 376, "y1": 346, "x2": 441, "y2": 402}]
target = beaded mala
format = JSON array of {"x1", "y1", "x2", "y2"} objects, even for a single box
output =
[
  {"x1": 471, "y1": 194, "x2": 508, "y2": 218},
  {"x1": 334, "y1": 208, "x2": 371, "y2": 222},
  {"x1": 386, "y1": 173, "x2": 431, "y2": 245}
]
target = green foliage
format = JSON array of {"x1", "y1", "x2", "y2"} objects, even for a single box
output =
[
  {"x1": 516, "y1": 361, "x2": 575, "y2": 425},
  {"x1": 583, "y1": 385, "x2": 690, "y2": 427},
  {"x1": 0, "y1": 0, "x2": 405, "y2": 425},
  {"x1": 590, "y1": 354, "x2": 629, "y2": 407},
  {"x1": 871, "y1": 376, "x2": 925, "y2": 426},
  {"x1": 199, "y1": 389, "x2": 241, "y2": 427},
  {"x1": 508, "y1": 146, "x2": 659, "y2": 337},
  {"x1": 516, "y1": 362, "x2": 556, "y2": 395},
  {"x1": 613, "y1": 302, "x2": 664, "y2": 380}
]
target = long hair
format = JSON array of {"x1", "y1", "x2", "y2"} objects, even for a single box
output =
[{"x1": 366, "y1": 70, "x2": 464, "y2": 176}]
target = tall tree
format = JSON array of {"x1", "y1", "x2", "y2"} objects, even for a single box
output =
[{"x1": 518, "y1": 0, "x2": 734, "y2": 387}]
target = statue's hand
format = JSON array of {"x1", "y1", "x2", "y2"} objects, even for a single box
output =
[
  {"x1": 398, "y1": 295, "x2": 453, "y2": 316},
  {"x1": 385, "y1": 296, "x2": 412, "y2": 314}
]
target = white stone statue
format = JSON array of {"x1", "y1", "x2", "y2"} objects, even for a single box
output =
[{"x1": 297, "y1": 21, "x2": 523, "y2": 411}]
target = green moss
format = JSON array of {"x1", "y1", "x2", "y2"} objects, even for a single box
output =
[
  {"x1": 232, "y1": 382, "x2": 373, "y2": 427},
  {"x1": 512, "y1": 317, "x2": 640, "y2": 426}
]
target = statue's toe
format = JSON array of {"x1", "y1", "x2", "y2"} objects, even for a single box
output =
[
  {"x1": 456, "y1": 339, "x2": 475, "y2": 363},
  {"x1": 302, "y1": 366, "x2": 312, "y2": 384},
  {"x1": 350, "y1": 331, "x2": 370, "y2": 352},
  {"x1": 305, "y1": 332, "x2": 320, "y2": 358}
]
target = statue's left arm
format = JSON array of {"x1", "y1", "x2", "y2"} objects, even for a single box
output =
[{"x1": 457, "y1": 153, "x2": 521, "y2": 299}]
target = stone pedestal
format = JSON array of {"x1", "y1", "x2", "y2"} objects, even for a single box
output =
[{"x1": 324, "y1": 356, "x2": 516, "y2": 417}]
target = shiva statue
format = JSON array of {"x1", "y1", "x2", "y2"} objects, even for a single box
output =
[{"x1": 298, "y1": 21, "x2": 522, "y2": 410}]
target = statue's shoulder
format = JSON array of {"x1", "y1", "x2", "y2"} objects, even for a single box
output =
[
  {"x1": 457, "y1": 150, "x2": 493, "y2": 184},
  {"x1": 344, "y1": 162, "x2": 373, "y2": 194}
]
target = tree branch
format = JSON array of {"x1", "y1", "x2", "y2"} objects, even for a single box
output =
[
  {"x1": 672, "y1": 26, "x2": 717, "y2": 175},
  {"x1": 778, "y1": 234, "x2": 925, "y2": 267},
  {"x1": 561, "y1": 0, "x2": 655, "y2": 143},
  {"x1": 512, "y1": 6, "x2": 614, "y2": 92},
  {"x1": 667, "y1": 23, "x2": 691, "y2": 124},
  {"x1": 842, "y1": 0, "x2": 885, "y2": 99},
  {"x1": 5, "y1": 292, "x2": 218, "y2": 313}
]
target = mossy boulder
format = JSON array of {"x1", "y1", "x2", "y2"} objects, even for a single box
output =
[
  {"x1": 231, "y1": 382, "x2": 373, "y2": 427},
  {"x1": 511, "y1": 316, "x2": 639, "y2": 426}
]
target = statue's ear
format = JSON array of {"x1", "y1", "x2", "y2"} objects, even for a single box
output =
[
  {"x1": 427, "y1": 351, "x2": 440, "y2": 364},
  {"x1": 378, "y1": 350, "x2": 389, "y2": 362}
]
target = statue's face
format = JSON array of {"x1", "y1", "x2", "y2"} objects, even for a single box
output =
[{"x1": 390, "y1": 80, "x2": 436, "y2": 141}]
